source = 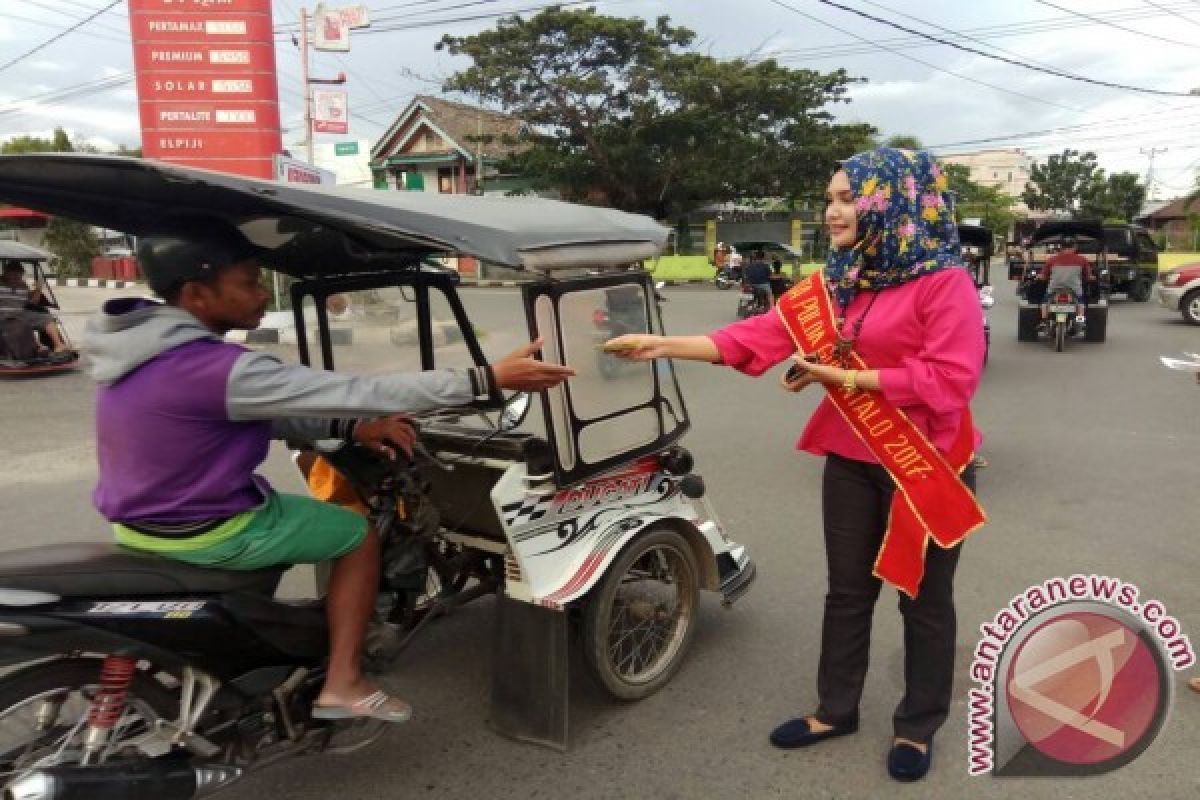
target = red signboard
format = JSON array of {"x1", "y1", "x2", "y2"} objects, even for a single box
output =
[
  {"x1": 132, "y1": 42, "x2": 277, "y2": 74},
  {"x1": 136, "y1": 73, "x2": 266, "y2": 102},
  {"x1": 130, "y1": 14, "x2": 274, "y2": 42},
  {"x1": 138, "y1": 101, "x2": 280, "y2": 130},
  {"x1": 130, "y1": 0, "x2": 281, "y2": 178},
  {"x1": 158, "y1": 157, "x2": 276, "y2": 178},
  {"x1": 129, "y1": 0, "x2": 272, "y2": 12},
  {"x1": 142, "y1": 129, "x2": 283, "y2": 156}
]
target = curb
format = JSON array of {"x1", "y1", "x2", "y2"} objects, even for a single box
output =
[{"x1": 47, "y1": 278, "x2": 143, "y2": 289}]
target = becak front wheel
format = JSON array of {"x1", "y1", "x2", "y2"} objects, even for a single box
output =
[{"x1": 580, "y1": 528, "x2": 701, "y2": 701}]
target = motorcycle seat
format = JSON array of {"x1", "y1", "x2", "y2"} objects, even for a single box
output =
[{"x1": 0, "y1": 542, "x2": 283, "y2": 598}]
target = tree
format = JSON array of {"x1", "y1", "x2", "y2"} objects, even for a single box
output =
[
  {"x1": 43, "y1": 217, "x2": 101, "y2": 278},
  {"x1": 942, "y1": 163, "x2": 1019, "y2": 234},
  {"x1": 1, "y1": 128, "x2": 101, "y2": 277},
  {"x1": 883, "y1": 134, "x2": 923, "y2": 150},
  {"x1": 1022, "y1": 149, "x2": 1101, "y2": 216},
  {"x1": 437, "y1": 7, "x2": 875, "y2": 218},
  {"x1": 1081, "y1": 171, "x2": 1146, "y2": 222}
]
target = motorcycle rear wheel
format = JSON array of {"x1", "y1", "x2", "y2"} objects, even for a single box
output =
[
  {"x1": 0, "y1": 658, "x2": 176, "y2": 784},
  {"x1": 1054, "y1": 321, "x2": 1066, "y2": 352}
]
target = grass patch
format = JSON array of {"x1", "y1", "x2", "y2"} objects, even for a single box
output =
[
  {"x1": 647, "y1": 255, "x2": 824, "y2": 281},
  {"x1": 1161, "y1": 252, "x2": 1200, "y2": 270}
]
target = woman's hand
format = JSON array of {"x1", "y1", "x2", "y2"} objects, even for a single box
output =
[
  {"x1": 603, "y1": 334, "x2": 670, "y2": 361},
  {"x1": 785, "y1": 356, "x2": 882, "y2": 392},
  {"x1": 786, "y1": 354, "x2": 845, "y2": 388}
]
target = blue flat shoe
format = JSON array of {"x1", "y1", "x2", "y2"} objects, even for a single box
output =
[
  {"x1": 769, "y1": 716, "x2": 858, "y2": 749},
  {"x1": 887, "y1": 739, "x2": 932, "y2": 781}
]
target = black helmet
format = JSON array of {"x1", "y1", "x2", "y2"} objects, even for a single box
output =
[{"x1": 137, "y1": 220, "x2": 261, "y2": 296}]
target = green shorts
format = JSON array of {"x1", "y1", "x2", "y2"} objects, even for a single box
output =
[{"x1": 114, "y1": 492, "x2": 368, "y2": 571}]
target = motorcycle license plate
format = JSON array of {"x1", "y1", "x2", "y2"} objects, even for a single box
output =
[{"x1": 1049, "y1": 304, "x2": 1075, "y2": 313}]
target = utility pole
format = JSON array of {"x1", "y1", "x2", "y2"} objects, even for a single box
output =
[
  {"x1": 475, "y1": 114, "x2": 484, "y2": 195},
  {"x1": 298, "y1": 7, "x2": 346, "y2": 166},
  {"x1": 300, "y1": 7, "x2": 312, "y2": 165},
  {"x1": 1141, "y1": 146, "x2": 1167, "y2": 202}
]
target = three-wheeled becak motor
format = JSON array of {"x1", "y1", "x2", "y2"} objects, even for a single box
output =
[
  {"x1": 0, "y1": 241, "x2": 79, "y2": 377},
  {"x1": 1015, "y1": 220, "x2": 1109, "y2": 350},
  {"x1": 0, "y1": 154, "x2": 755, "y2": 799}
]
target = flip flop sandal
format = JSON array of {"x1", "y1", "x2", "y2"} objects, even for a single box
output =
[{"x1": 312, "y1": 690, "x2": 412, "y2": 723}]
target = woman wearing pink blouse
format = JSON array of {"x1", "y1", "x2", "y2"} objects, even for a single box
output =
[{"x1": 607, "y1": 149, "x2": 985, "y2": 782}]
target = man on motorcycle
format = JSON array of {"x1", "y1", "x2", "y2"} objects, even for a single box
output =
[
  {"x1": 744, "y1": 250, "x2": 774, "y2": 309},
  {"x1": 1038, "y1": 236, "x2": 1092, "y2": 333},
  {"x1": 84, "y1": 220, "x2": 573, "y2": 723},
  {"x1": 768, "y1": 259, "x2": 793, "y2": 300}
]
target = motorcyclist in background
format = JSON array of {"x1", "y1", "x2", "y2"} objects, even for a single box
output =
[{"x1": 1038, "y1": 236, "x2": 1092, "y2": 334}]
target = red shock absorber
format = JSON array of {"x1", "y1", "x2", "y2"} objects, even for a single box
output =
[{"x1": 87, "y1": 655, "x2": 137, "y2": 729}]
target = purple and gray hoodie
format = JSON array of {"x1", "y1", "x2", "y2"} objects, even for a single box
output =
[{"x1": 85, "y1": 298, "x2": 491, "y2": 527}]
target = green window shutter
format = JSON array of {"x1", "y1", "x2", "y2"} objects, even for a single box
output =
[
  {"x1": 405, "y1": 172, "x2": 425, "y2": 191},
  {"x1": 372, "y1": 171, "x2": 387, "y2": 190}
]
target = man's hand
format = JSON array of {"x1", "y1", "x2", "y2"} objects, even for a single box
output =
[
  {"x1": 491, "y1": 338, "x2": 575, "y2": 391},
  {"x1": 353, "y1": 415, "x2": 417, "y2": 460}
]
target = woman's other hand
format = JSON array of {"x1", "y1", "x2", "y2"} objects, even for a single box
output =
[
  {"x1": 603, "y1": 334, "x2": 669, "y2": 360},
  {"x1": 781, "y1": 359, "x2": 821, "y2": 393},
  {"x1": 787, "y1": 354, "x2": 843, "y2": 387}
]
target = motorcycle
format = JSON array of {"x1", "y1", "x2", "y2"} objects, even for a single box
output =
[
  {"x1": 713, "y1": 266, "x2": 739, "y2": 291},
  {"x1": 980, "y1": 284, "x2": 994, "y2": 366},
  {"x1": 735, "y1": 281, "x2": 770, "y2": 319},
  {"x1": 1042, "y1": 287, "x2": 1083, "y2": 353},
  {"x1": 0, "y1": 404, "x2": 525, "y2": 800}
]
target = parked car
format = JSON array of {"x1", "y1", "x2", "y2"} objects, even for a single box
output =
[
  {"x1": 1101, "y1": 224, "x2": 1160, "y2": 301},
  {"x1": 1155, "y1": 261, "x2": 1200, "y2": 325}
]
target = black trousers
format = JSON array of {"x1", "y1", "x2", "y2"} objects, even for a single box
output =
[{"x1": 814, "y1": 454, "x2": 974, "y2": 742}]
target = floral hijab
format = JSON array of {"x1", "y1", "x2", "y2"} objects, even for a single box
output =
[{"x1": 825, "y1": 147, "x2": 963, "y2": 310}]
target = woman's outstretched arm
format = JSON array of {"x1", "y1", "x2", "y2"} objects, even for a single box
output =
[{"x1": 603, "y1": 334, "x2": 721, "y2": 363}]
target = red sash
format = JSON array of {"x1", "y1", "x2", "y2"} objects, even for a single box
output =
[{"x1": 776, "y1": 271, "x2": 986, "y2": 597}]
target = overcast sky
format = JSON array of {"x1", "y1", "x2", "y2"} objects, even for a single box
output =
[{"x1": 1, "y1": 0, "x2": 1198, "y2": 199}]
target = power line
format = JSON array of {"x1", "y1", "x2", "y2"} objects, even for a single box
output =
[
  {"x1": 812, "y1": 0, "x2": 1200, "y2": 98},
  {"x1": 0, "y1": 0, "x2": 123, "y2": 74},
  {"x1": 924, "y1": 107, "x2": 1200, "y2": 149},
  {"x1": 275, "y1": 0, "x2": 513, "y2": 32},
  {"x1": 1035, "y1": 0, "x2": 1200, "y2": 49},
  {"x1": 0, "y1": 72, "x2": 133, "y2": 119},
  {"x1": 932, "y1": 120, "x2": 1200, "y2": 155},
  {"x1": 22, "y1": 0, "x2": 131, "y2": 39},
  {"x1": 763, "y1": 0, "x2": 1084, "y2": 112},
  {"x1": 0, "y1": 10, "x2": 129, "y2": 45},
  {"x1": 1141, "y1": 0, "x2": 1200, "y2": 29},
  {"x1": 854, "y1": 0, "x2": 1172, "y2": 109},
  {"x1": 351, "y1": 0, "x2": 615, "y2": 35},
  {"x1": 760, "y1": 2, "x2": 1200, "y2": 61}
]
